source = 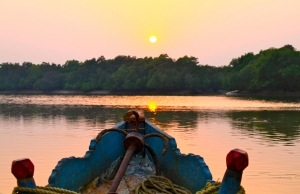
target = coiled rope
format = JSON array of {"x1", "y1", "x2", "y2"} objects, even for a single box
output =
[
  {"x1": 135, "y1": 176, "x2": 192, "y2": 194},
  {"x1": 12, "y1": 178, "x2": 245, "y2": 194},
  {"x1": 12, "y1": 186, "x2": 79, "y2": 194},
  {"x1": 196, "y1": 182, "x2": 245, "y2": 194},
  {"x1": 135, "y1": 176, "x2": 245, "y2": 194}
]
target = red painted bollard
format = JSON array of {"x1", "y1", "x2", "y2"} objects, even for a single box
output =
[
  {"x1": 11, "y1": 158, "x2": 37, "y2": 193},
  {"x1": 218, "y1": 149, "x2": 248, "y2": 194}
]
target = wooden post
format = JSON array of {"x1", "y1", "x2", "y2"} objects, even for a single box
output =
[
  {"x1": 218, "y1": 149, "x2": 248, "y2": 194},
  {"x1": 11, "y1": 158, "x2": 37, "y2": 193}
]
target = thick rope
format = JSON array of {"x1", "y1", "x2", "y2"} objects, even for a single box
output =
[
  {"x1": 12, "y1": 180, "x2": 245, "y2": 194},
  {"x1": 135, "y1": 177, "x2": 245, "y2": 194},
  {"x1": 12, "y1": 186, "x2": 79, "y2": 194},
  {"x1": 196, "y1": 182, "x2": 245, "y2": 194},
  {"x1": 135, "y1": 176, "x2": 192, "y2": 194}
]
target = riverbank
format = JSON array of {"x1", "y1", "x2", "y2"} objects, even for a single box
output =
[
  {"x1": 226, "y1": 90, "x2": 300, "y2": 97},
  {"x1": 1, "y1": 89, "x2": 300, "y2": 96},
  {"x1": 0, "y1": 89, "x2": 226, "y2": 95}
]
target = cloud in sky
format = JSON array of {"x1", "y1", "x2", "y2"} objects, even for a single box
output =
[{"x1": 1, "y1": 0, "x2": 299, "y2": 66}]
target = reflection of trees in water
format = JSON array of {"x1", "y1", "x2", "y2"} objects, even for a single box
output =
[
  {"x1": 0, "y1": 104, "x2": 127, "y2": 125},
  {"x1": 0, "y1": 104, "x2": 200, "y2": 132},
  {"x1": 145, "y1": 111, "x2": 199, "y2": 131},
  {"x1": 226, "y1": 111, "x2": 300, "y2": 144},
  {"x1": 2, "y1": 104, "x2": 299, "y2": 144}
]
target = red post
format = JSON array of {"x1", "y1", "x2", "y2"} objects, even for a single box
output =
[
  {"x1": 11, "y1": 158, "x2": 37, "y2": 193},
  {"x1": 218, "y1": 149, "x2": 248, "y2": 194}
]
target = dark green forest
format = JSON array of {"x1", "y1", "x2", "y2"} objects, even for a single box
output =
[{"x1": 1, "y1": 45, "x2": 299, "y2": 93}]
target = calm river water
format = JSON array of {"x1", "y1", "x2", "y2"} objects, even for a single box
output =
[{"x1": 1, "y1": 95, "x2": 300, "y2": 194}]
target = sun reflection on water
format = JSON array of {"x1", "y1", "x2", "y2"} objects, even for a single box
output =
[{"x1": 148, "y1": 101, "x2": 158, "y2": 113}]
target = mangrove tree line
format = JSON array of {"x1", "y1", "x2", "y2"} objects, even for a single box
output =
[{"x1": 0, "y1": 45, "x2": 299, "y2": 93}]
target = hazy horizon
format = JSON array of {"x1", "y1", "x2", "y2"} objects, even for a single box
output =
[{"x1": 1, "y1": 0, "x2": 299, "y2": 66}]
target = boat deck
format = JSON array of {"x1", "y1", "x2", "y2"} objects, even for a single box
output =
[{"x1": 79, "y1": 154, "x2": 156, "y2": 194}]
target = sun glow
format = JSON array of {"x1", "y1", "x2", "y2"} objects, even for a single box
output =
[
  {"x1": 149, "y1": 36, "x2": 157, "y2": 43},
  {"x1": 148, "y1": 101, "x2": 158, "y2": 112}
]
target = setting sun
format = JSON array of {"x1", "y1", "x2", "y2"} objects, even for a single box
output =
[{"x1": 149, "y1": 36, "x2": 157, "y2": 43}]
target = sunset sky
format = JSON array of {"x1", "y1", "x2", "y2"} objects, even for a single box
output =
[{"x1": 1, "y1": 0, "x2": 299, "y2": 66}]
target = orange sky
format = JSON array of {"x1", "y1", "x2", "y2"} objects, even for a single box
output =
[{"x1": 0, "y1": 0, "x2": 299, "y2": 66}]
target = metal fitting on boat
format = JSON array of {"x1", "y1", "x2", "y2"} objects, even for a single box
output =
[
  {"x1": 123, "y1": 110, "x2": 140, "y2": 132},
  {"x1": 108, "y1": 130, "x2": 169, "y2": 194},
  {"x1": 124, "y1": 132, "x2": 145, "y2": 153},
  {"x1": 108, "y1": 132, "x2": 145, "y2": 193}
]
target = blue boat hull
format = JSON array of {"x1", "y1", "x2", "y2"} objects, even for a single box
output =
[{"x1": 48, "y1": 120, "x2": 214, "y2": 193}]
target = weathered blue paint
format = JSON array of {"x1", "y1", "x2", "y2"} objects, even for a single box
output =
[
  {"x1": 218, "y1": 169, "x2": 243, "y2": 194},
  {"x1": 144, "y1": 121, "x2": 214, "y2": 194},
  {"x1": 47, "y1": 120, "x2": 213, "y2": 193},
  {"x1": 48, "y1": 122, "x2": 126, "y2": 191},
  {"x1": 17, "y1": 178, "x2": 37, "y2": 194}
]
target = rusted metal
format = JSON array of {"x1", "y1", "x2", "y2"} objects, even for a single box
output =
[
  {"x1": 96, "y1": 128, "x2": 128, "y2": 142},
  {"x1": 108, "y1": 145, "x2": 136, "y2": 193},
  {"x1": 144, "y1": 144, "x2": 161, "y2": 176},
  {"x1": 144, "y1": 133, "x2": 169, "y2": 155},
  {"x1": 108, "y1": 132, "x2": 145, "y2": 193},
  {"x1": 123, "y1": 110, "x2": 140, "y2": 132},
  {"x1": 123, "y1": 132, "x2": 145, "y2": 153}
]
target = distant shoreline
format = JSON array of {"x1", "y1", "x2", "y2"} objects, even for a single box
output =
[
  {"x1": 0, "y1": 90, "x2": 109, "y2": 95},
  {"x1": 225, "y1": 90, "x2": 300, "y2": 97},
  {"x1": 1, "y1": 89, "x2": 300, "y2": 96},
  {"x1": 0, "y1": 89, "x2": 224, "y2": 95}
]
